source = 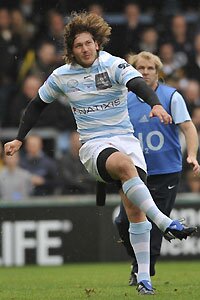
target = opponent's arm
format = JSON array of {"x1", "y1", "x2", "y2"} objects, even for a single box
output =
[
  {"x1": 4, "y1": 94, "x2": 48, "y2": 156},
  {"x1": 179, "y1": 121, "x2": 200, "y2": 175},
  {"x1": 127, "y1": 78, "x2": 172, "y2": 124}
]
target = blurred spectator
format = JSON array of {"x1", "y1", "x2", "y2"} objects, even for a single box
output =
[
  {"x1": 18, "y1": 0, "x2": 36, "y2": 21},
  {"x1": 108, "y1": 2, "x2": 143, "y2": 57},
  {"x1": 8, "y1": 75, "x2": 42, "y2": 127},
  {"x1": 181, "y1": 80, "x2": 200, "y2": 115},
  {"x1": 20, "y1": 135, "x2": 58, "y2": 196},
  {"x1": 185, "y1": 33, "x2": 200, "y2": 82},
  {"x1": 0, "y1": 152, "x2": 43, "y2": 201},
  {"x1": 10, "y1": 9, "x2": 36, "y2": 54},
  {"x1": 138, "y1": 26, "x2": 159, "y2": 54},
  {"x1": 122, "y1": 1, "x2": 142, "y2": 56},
  {"x1": 168, "y1": 15, "x2": 193, "y2": 57},
  {"x1": 7, "y1": 74, "x2": 76, "y2": 132},
  {"x1": 0, "y1": 8, "x2": 22, "y2": 77},
  {"x1": 88, "y1": 2, "x2": 104, "y2": 16},
  {"x1": 0, "y1": 8, "x2": 22, "y2": 126},
  {"x1": 122, "y1": 2, "x2": 146, "y2": 54},
  {"x1": 57, "y1": 131, "x2": 96, "y2": 194},
  {"x1": 18, "y1": 41, "x2": 59, "y2": 83},
  {"x1": 18, "y1": 0, "x2": 42, "y2": 25},
  {"x1": 30, "y1": 41, "x2": 59, "y2": 79},
  {"x1": 159, "y1": 42, "x2": 186, "y2": 87},
  {"x1": 37, "y1": 10, "x2": 64, "y2": 62}
]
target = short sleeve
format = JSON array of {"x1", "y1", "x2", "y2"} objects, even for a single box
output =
[
  {"x1": 38, "y1": 73, "x2": 64, "y2": 103},
  {"x1": 171, "y1": 91, "x2": 191, "y2": 124},
  {"x1": 113, "y1": 58, "x2": 142, "y2": 85}
]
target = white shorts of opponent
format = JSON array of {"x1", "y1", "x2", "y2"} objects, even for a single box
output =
[{"x1": 79, "y1": 134, "x2": 147, "y2": 182}]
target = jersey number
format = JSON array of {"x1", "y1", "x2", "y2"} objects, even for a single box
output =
[{"x1": 138, "y1": 131, "x2": 164, "y2": 153}]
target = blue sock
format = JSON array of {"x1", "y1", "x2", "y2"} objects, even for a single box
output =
[
  {"x1": 129, "y1": 220, "x2": 152, "y2": 283},
  {"x1": 123, "y1": 177, "x2": 172, "y2": 232}
]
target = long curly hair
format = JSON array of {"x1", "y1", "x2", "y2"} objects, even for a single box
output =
[{"x1": 64, "y1": 11, "x2": 111, "y2": 64}]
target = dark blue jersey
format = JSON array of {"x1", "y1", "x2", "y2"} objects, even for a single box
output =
[{"x1": 128, "y1": 83, "x2": 190, "y2": 175}]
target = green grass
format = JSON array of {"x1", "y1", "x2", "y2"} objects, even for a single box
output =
[{"x1": 0, "y1": 261, "x2": 200, "y2": 299}]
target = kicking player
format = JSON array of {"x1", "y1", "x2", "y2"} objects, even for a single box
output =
[{"x1": 4, "y1": 13, "x2": 197, "y2": 295}]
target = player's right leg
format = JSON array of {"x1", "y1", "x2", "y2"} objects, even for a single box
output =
[{"x1": 105, "y1": 151, "x2": 197, "y2": 240}]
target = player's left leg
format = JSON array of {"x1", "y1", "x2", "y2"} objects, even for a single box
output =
[
  {"x1": 115, "y1": 203, "x2": 137, "y2": 286},
  {"x1": 120, "y1": 190, "x2": 154, "y2": 295},
  {"x1": 115, "y1": 167, "x2": 149, "y2": 286},
  {"x1": 94, "y1": 144, "x2": 154, "y2": 293}
]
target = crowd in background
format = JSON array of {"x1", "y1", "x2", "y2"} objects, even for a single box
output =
[{"x1": 0, "y1": 0, "x2": 200, "y2": 200}]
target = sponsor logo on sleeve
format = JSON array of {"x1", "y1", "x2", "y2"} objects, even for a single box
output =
[{"x1": 118, "y1": 63, "x2": 130, "y2": 69}]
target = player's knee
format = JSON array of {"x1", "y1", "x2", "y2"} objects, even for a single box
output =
[{"x1": 115, "y1": 157, "x2": 136, "y2": 181}]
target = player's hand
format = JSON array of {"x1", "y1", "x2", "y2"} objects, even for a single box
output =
[
  {"x1": 149, "y1": 105, "x2": 172, "y2": 124},
  {"x1": 4, "y1": 139, "x2": 22, "y2": 156},
  {"x1": 187, "y1": 156, "x2": 200, "y2": 176}
]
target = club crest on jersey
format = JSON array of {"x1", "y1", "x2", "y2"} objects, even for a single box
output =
[
  {"x1": 67, "y1": 79, "x2": 79, "y2": 88},
  {"x1": 95, "y1": 72, "x2": 112, "y2": 90}
]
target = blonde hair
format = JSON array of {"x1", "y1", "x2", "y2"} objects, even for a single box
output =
[
  {"x1": 64, "y1": 11, "x2": 111, "y2": 64},
  {"x1": 127, "y1": 51, "x2": 163, "y2": 72}
]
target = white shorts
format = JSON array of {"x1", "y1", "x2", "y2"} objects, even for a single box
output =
[{"x1": 79, "y1": 134, "x2": 147, "y2": 182}]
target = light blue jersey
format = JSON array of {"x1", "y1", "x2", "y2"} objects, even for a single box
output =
[{"x1": 39, "y1": 51, "x2": 142, "y2": 142}]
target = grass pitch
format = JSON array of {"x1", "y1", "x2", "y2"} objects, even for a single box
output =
[{"x1": 0, "y1": 261, "x2": 200, "y2": 300}]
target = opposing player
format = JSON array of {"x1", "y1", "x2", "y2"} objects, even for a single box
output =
[{"x1": 4, "y1": 12, "x2": 197, "y2": 295}]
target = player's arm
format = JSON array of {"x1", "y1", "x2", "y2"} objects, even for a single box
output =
[
  {"x1": 4, "y1": 94, "x2": 48, "y2": 156},
  {"x1": 179, "y1": 121, "x2": 200, "y2": 175},
  {"x1": 126, "y1": 78, "x2": 172, "y2": 124},
  {"x1": 171, "y1": 90, "x2": 200, "y2": 175}
]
